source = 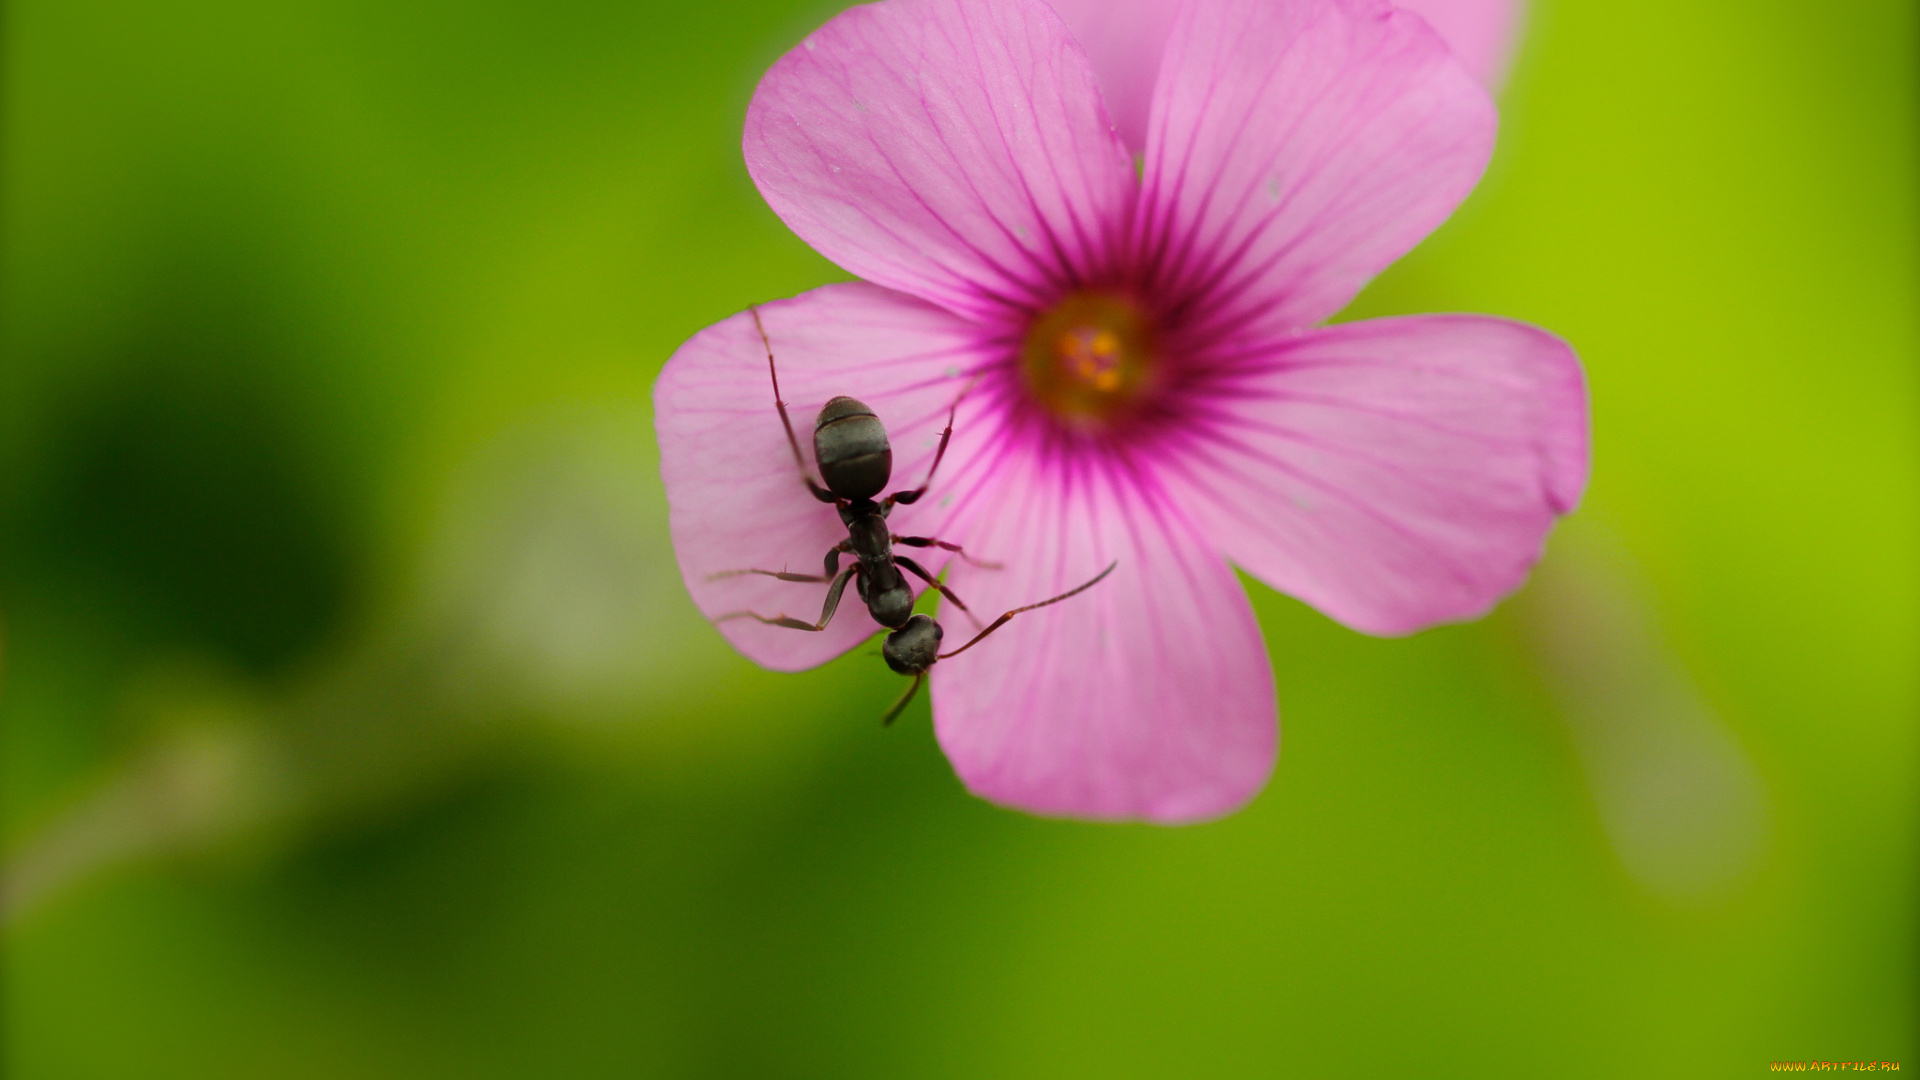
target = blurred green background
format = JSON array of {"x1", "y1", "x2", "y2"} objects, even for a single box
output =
[{"x1": 2, "y1": 0, "x2": 1913, "y2": 1074}]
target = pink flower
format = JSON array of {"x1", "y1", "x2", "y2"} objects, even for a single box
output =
[
  {"x1": 1042, "y1": 0, "x2": 1523, "y2": 156},
  {"x1": 654, "y1": 0, "x2": 1587, "y2": 822}
]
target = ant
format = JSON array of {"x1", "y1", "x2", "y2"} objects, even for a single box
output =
[{"x1": 715, "y1": 308, "x2": 1116, "y2": 724}]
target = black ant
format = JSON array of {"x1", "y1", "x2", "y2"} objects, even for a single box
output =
[{"x1": 714, "y1": 308, "x2": 1116, "y2": 724}]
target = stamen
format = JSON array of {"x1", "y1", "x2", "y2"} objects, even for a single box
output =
[{"x1": 1020, "y1": 292, "x2": 1157, "y2": 425}]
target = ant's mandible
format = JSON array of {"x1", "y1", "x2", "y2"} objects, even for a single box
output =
[{"x1": 714, "y1": 308, "x2": 1116, "y2": 724}]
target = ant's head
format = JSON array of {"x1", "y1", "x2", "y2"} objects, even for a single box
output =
[
  {"x1": 882, "y1": 614, "x2": 943, "y2": 675},
  {"x1": 813, "y1": 396, "x2": 892, "y2": 501}
]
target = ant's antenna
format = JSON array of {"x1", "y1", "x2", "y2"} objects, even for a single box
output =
[
  {"x1": 937, "y1": 561, "x2": 1118, "y2": 661},
  {"x1": 882, "y1": 673, "x2": 924, "y2": 726}
]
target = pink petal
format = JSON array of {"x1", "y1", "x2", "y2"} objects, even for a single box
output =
[
  {"x1": 653, "y1": 283, "x2": 995, "y2": 671},
  {"x1": 929, "y1": 451, "x2": 1276, "y2": 823},
  {"x1": 1039, "y1": 0, "x2": 1183, "y2": 154},
  {"x1": 1043, "y1": 0, "x2": 1520, "y2": 158},
  {"x1": 1167, "y1": 314, "x2": 1589, "y2": 636},
  {"x1": 743, "y1": 0, "x2": 1137, "y2": 322},
  {"x1": 1398, "y1": 0, "x2": 1524, "y2": 90},
  {"x1": 1136, "y1": 0, "x2": 1496, "y2": 337}
]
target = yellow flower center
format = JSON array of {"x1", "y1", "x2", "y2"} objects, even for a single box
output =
[{"x1": 1020, "y1": 292, "x2": 1156, "y2": 425}]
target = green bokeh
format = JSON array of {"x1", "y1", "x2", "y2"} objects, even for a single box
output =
[{"x1": 2, "y1": 0, "x2": 1913, "y2": 1075}]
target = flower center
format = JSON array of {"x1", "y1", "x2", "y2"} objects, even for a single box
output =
[{"x1": 1020, "y1": 292, "x2": 1157, "y2": 425}]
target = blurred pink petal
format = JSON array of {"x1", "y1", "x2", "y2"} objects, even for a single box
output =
[
  {"x1": 654, "y1": 283, "x2": 988, "y2": 671},
  {"x1": 1398, "y1": 0, "x2": 1524, "y2": 90},
  {"x1": 931, "y1": 453, "x2": 1275, "y2": 823},
  {"x1": 1042, "y1": 0, "x2": 1520, "y2": 159},
  {"x1": 744, "y1": 0, "x2": 1135, "y2": 321},
  {"x1": 1170, "y1": 314, "x2": 1588, "y2": 635},
  {"x1": 1136, "y1": 0, "x2": 1496, "y2": 337},
  {"x1": 1040, "y1": 0, "x2": 1183, "y2": 153}
]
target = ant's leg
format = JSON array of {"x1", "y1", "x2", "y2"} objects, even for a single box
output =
[
  {"x1": 708, "y1": 568, "x2": 832, "y2": 583},
  {"x1": 752, "y1": 306, "x2": 837, "y2": 504},
  {"x1": 717, "y1": 564, "x2": 859, "y2": 631},
  {"x1": 883, "y1": 423, "x2": 950, "y2": 508},
  {"x1": 708, "y1": 537, "x2": 846, "y2": 582},
  {"x1": 894, "y1": 555, "x2": 973, "y2": 616},
  {"x1": 881, "y1": 672, "x2": 925, "y2": 727},
  {"x1": 937, "y1": 561, "x2": 1118, "y2": 661},
  {"x1": 821, "y1": 539, "x2": 852, "y2": 578},
  {"x1": 884, "y1": 376, "x2": 978, "y2": 508},
  {"x1": 892, "y1": 535, "x2": 1002, "y2": 568}
]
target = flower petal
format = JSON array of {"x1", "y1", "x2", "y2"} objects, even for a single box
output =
[
  {"x1": 929, "y1": 453, "x2": 1276, "y2": 823},
  {"x1": 1136, "y1": 0, "x2": 1496, "y2": 337},
  {"x1": 1042, "y1": 0, "x2": 1520, "y2": 159},
  {"x1": 1039, "y1": 0, "x2": 1183, "y2": 154},
  {"x1": 654, "y1": 283, "x2": 990, "y2": 671},
  {"x1": 1167, "y1": 314, "x2": 1589, "y2": 636},
  {"x1": 744, "y1": 0, "x2": 1137, "y2": 321},
  {"x1": 1399, "y1": 0, "x2": 1524, "y2": 90}
]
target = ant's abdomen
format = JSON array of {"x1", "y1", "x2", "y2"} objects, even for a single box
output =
[{"x1": 814, "y1": 396, "x2": 892, "y2": 500}]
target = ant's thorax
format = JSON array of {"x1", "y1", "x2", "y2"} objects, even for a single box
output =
[{"x1": 842, "y1": 505, "x2": 895, "y2": 568}]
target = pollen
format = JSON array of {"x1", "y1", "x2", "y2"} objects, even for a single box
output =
[{"x1": 1021, "y1": 292, "x2": 1156, "y2": 424}]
